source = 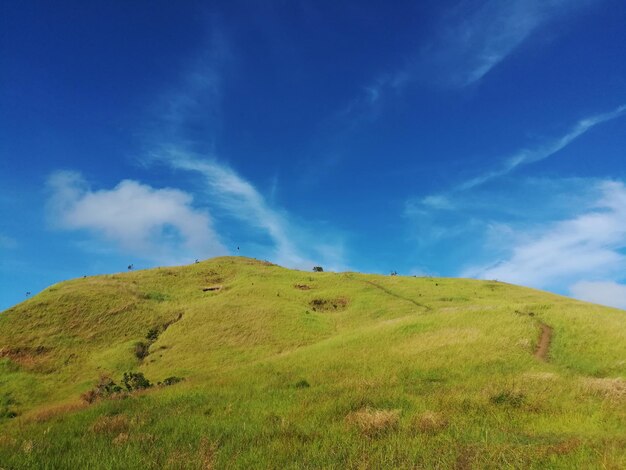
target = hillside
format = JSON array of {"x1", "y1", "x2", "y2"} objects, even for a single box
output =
[{"x1": 1, "y1": 256, "x2": 625, "y2": 469}]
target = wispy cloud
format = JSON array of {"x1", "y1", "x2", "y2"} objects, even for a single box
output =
[
  {"x1": 463, "y1": 180, "x2": 626, "y2": 294},
  {"x1": 338, "y1": 71, "x2": 410, "y2": 125},
  {"x1": 156, "y1": 148, "x2": 349, "y2": 270},
  {"x1": 0, "y1": 233, "x2": 18, "y2": 250},
  {"x1": 458, "y1": 104, "x2": 626, "y2": 190},
  {"x1": 146, "y1": 27, "x2": 232, "y2": 152},
  {"x1": 342, "y1": 0, "x2": 596, "y2": 123},
  {"x1": 157, "y1": 148, "x2": 322, "y2": 269},
  {"x1": 47, "y1": 170, "x2": 227, "y2": 264},
  {"x1": 140, "y1": 31, "x2": 348, "y2": 271},
  {"x1": 433, "y1": 0, "x2": 588, "y2": 87},
  {"x1": 408, "y1": 103, "x2": 626, "y2": 215}
]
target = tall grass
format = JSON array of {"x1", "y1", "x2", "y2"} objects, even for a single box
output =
[{"x1": 0, "y1": 257, "x2": 625, "y2": 468}]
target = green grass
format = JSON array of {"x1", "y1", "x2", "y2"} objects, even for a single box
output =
[{"x1": 0, "y1": 256, "x2": 625, "y2": 468}]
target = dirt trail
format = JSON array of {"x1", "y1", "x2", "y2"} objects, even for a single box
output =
[
  {"x1": 363, "y1": 280, "x2": 432, "y2": 311},
  {"x1": 534, "y1": 322, "x2": 553, "y2": 361}
]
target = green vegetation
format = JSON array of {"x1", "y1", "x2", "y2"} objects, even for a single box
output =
[{"x1": 0, "y1": 256, "x2": 625, "y2": 468}]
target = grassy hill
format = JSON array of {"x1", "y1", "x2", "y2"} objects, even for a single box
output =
[{"x1": 1, "y1": 256, "x2": 625, "y2": 469}]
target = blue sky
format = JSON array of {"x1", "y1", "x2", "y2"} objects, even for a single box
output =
[{"x1": 2, "y1": 0, "x2": 626, "y2": 310}]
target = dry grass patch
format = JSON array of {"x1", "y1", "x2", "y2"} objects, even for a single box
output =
[
  {"x1": 543, "y1": 438, "x2": 582, "y2": 457},
  {"x1": 411, "y1": 411, "x2": 448, "y2": 435},
  {"x1": 0, "y1": 346, "x2": 51, "y2": 370},
  {"x1": 112, "y1": 432, "x2": 129, "y2": 446},
  {"x1": 28, "y1": 401, "x2": 87, "y2": 423},
  {"x1": 523, "y1": 372, "x2": 558, "y2": 381},
  {"x1": 345, "y1": 407, "x2": 400, "y2": 437},
  {"x1": 21, "y1": 440, "x2": 33, "y2": 454},
  {"x1": 198, "y1": 437, "x2": 219, "y2": 469},
  {"x1": 0, "y1": 434, "x2": 17, "y2": 448},
  {"x1": 90, "y1": 414, "x2": 130, "y2": 434},
  {"x1": 583, "y1": 377, "x2": 626, "y2": 400}
]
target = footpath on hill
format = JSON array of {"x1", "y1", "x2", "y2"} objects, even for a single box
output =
[{"x1": 535, "y1": 322, "x2": 553, "y2": 361}]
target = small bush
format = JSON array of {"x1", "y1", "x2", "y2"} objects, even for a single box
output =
[
  {"x1": 0, "y1": 393, "x2": 17, "y2": 419},
  {"x1": 134, "y1": 341, "x2": 150, "y2": 360},
  {"x1": 160, "y1": 376, "x2": 183, "y2": 386},
  {"x1": 346, "y1": 408, "x2": 400, "y2": 437},
  {"x1": 82, "y1": 375, "x2": 123, "y2": 403},
  {"x1": 81, "y1": 390, "x2": 98, "y2": 404},
  {"x1": 312, "y1": 266, "x2": 323, "y2": 272},
  {"x1": 490, "y1": 389, "x2": 525, "y2": 408},
  {"x1": 146, "y1": 328, "x2": 160, "y2": 341},
  {"x1": 83, "y1": 372, "x2": 157, "y2": 403},
  {"x1": 122, "y1": 372, "x2": 152, "y2": 392},
  {"x1": 294, "y1": 379, "x2": 310, "y2": 389},
  {"x1": 143, "y1": 291, "x2": 168, "y2": 302}
]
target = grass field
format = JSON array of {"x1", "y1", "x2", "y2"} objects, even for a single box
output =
[{"x1": 1, "y1": 256, "x2": 625, "y2": 469}]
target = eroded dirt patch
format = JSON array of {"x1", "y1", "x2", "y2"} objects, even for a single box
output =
[
  {"x1": 202, "y1": 285, "x2": 222, "y2": 292},
  {"x1": 309, "y1": 297, "x2": 348, "y2": 312},
  {"x1": 0, "y1": 346, "x2": 51, "y2": 368}
]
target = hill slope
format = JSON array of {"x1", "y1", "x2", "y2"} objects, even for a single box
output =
[{"x1": 1, "y1": 257, "x2": 625, "y2": 468}]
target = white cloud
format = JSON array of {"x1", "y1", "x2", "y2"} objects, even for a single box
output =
[
  {"x1": 47, "y1": 170, "x2": 227, "y2": 264},
  {"x1": 463, "y1": 180, "x2": 626, "y2": 290},
  {"x1": 570, "y1": 281, "x2": 626, "y2": 310}
]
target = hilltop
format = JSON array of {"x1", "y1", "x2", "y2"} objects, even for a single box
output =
[{"x1": 1, "y1": 257, "x2": 625, "y2": 468}]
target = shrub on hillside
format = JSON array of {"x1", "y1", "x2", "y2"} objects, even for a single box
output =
[
  {"x1": 490, "y1": 389, "x2": 525, "y2": 408},
  {"x1": 81, "y1": 375, "x2": 123, "y2": 403},
  {"x1": 143, "y1": 291, "x2": 168, "y2": 302},
  {"x1": 82, "y1": 372, "x2": 169, "y2": 403},
  {"x1": 312, "y1": 266, "x2": 323, "y2": 272},
  {"x1": 122, "y1": 372, "x2": 152, "y2": 392},
  {"x1": 146, "y1": 327, "x2": 160, "y2": 341},
  {"x1": 294, "y1": 379, "x2": 310, "y2": 389},
  {"x1": 159, "y1": 376, "x2": 183, "y2": 386},
  {"x1": 0, "y1": 393, "x2": 18, "y2": 419},
  {"x1": 134, "y1": 341, "x2": 150, "y2": 360}
]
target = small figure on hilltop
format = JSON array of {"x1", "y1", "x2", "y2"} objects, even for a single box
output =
[
  {"x1": 313, "y1": 266, "x2": 323, "y2": 272},
  {"x1": 25, "y1": 291, "x2": 31, "y2": 297},
  {"x1": 127, "y1": 264, "x2": 134, "y2": 271},
  {"x1": 195, "y1": 259, "x2": 199, "y2": 264},
  {"x1": 390, "y1": 271, "x2": 398, "y2": 276}
]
